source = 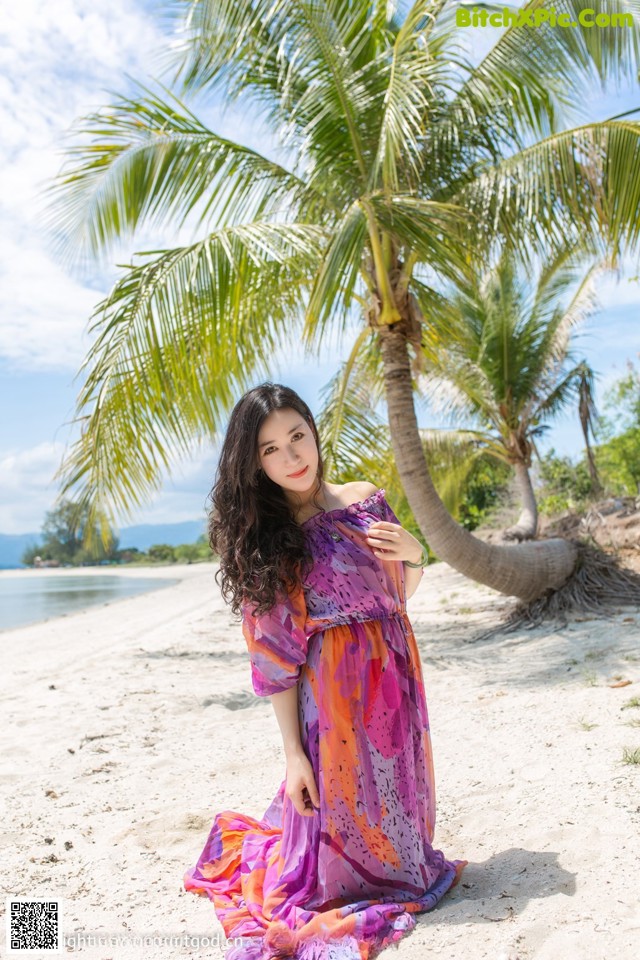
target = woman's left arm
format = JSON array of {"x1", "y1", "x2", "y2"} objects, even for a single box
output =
[{"x1": 402, "y1": 561, "x2": 424, "y2": 600}]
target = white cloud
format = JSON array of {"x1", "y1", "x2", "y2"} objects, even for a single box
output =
[
  {"x1": 593, "y1": 269, "x2": 640, "y2": 310},
  {"x1": 0, "y1": 1, "x2": 170, "y2": 372},
  {"x1": 0, "y1": 238, "x2": 98, "y2": 370},
  {"x1": 0, "y1": 442, "x2": 66, "y2": 533},
  {"x1": 0, "y1": 1, "x2": 288, "y2": 374},
  {"x1": 0, "y1": 436, "x2": 219, "y2": 535},
  {"x1": 0, "y1": 2, "x2": 168, "y2": 206}
]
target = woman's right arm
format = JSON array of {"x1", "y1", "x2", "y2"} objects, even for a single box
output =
[
  {"x1": 240, "y1": 585, "x2": 318, "y2": 814},
  {"x1": 269, "y1": 686, "x2": 320, "y2": 817},
  {"x1": 269, "y1": 685, "x2": 304, "y2": 757}
]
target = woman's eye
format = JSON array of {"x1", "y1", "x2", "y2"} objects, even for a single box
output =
[{"x1": 264, "y1": 432, "x2": 304, "y2": 455}]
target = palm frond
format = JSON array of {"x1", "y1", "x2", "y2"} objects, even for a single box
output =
[
  {"x1": 367, "y1": 194, "x2": 474, "y2": 282},
  {"x1": 158, "y1": 0, "x2": 297, "y2": 96},
  {"x1": 417, "y1": 240, "x2": 607, "y2": 466},
  {"x1": 303, "y1": 201, "x2": 369, "y2": 348},
  {"x1": 517, "y1": 254, "x2": 607, "y2": 422},
  {"x1": 315, "y1": 356, "x2": 390, "y2": 478},
  {"x1": 314, "y1": 353, "x2": 487, "y2": 519},
  {"x1": 531, "y1": 235, "x2": 602, "y2": 317},
  {"x1": 51, "y1": 221, "x2": 325, "y2": 545},
  {"x1": 453, "y1": 120, "x2": 640, "y2": 268},
  {"x1": 415, "y1": 427, "x2": 488, "y2": 517},
  {"x1": 576, "y1": 360, "x2": 602, "y2": 437},
  {"x1": 424, "y1": 0, "x2": 638, "y2": 199},
  {"x1": 419, "y1": 360, "x2": 503, "y2": 431},
  {"x1": 536, "y1": 260, "x2": 605, "y2": 365},
  {"x1": 41, "y1": 80, "x2": 327, "y2": 268},
  {"x1": 370, "y1": 0, "x2": 445, "y2": 192},
  {"x1": 409, "y1": 276, "x2": 467, "y2": 336},
  {"x1": 528, "y1": 360, "x2": 589, "y2": 421},
  {"x1": 551, "y1": 0, "x2": 640, "y2": 87},
  {"x1": 430, "y1": 0, "x2": 640, "y2": 159},
  {"x1": 422, "y1": 3, "x2": 580, "y2": 189},
  {"x1": 161, "y1": 0, "x2": 385, "y2": 187}
]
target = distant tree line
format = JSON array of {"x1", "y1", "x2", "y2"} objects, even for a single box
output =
[{"x1": 21, "y1": 500, "x2": 213, "y2": 567}]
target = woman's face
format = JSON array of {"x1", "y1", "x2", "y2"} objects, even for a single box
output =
[{"x1": 257, "y1": 407, "x2": 319, "y2": 494}]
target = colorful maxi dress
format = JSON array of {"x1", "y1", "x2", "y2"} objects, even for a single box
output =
[{"x1": 184, "y1": 488, "x2": 467, "y2": 959}]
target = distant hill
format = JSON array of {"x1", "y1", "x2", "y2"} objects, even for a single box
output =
[
  {"x1": 117, "y1": 519, "x2": 208, "y2": 552},
  {"x1": 0, "y1": 533, "x2": 43, "y2": 570},
  {"x1": 0, "y1": 518, "x2": 207, "y2": 569}
]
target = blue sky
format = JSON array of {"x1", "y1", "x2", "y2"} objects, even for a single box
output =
[{"x1": 1, "y1": 2, "x2": 639, "y2": 536}]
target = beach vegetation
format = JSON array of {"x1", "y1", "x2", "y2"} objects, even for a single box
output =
[
  {"x1": 592, "y1": 360, "x2": 640, "y2": 496},
  {"x1": 577, "y1": 718, "x2": 597, "y2": 731},
  {"x1": 621, "y1": 696, "x2": 640, "y2": 710},
  {"x1": 581, "y1": 669, "x2": 598, "y2": 686}
]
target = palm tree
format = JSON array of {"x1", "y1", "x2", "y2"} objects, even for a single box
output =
[
  {"x1": 45, "y1": 0, "x2": 640, "y2": 605},
  {"x1": 414, "y1": 242, "x2": 606, "y2": 541},
  {"x1": 315, "y1": 359, "x2": 497, "y2": 538}
]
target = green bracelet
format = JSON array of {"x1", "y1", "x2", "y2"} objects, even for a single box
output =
[{"x1": 404, "y1": 545, "x2": 428, "y2": 568}]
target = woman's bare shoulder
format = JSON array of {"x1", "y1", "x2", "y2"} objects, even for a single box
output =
[
  {"x1": 343, "y1": 480, "x2": 380, "y2": 502},
  {"x1": 321, "y1": 480, "x2": 380, "y2": 511}
]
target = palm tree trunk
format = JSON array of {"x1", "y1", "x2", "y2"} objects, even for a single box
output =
[
  {"x1": 578, "y1": 365, "x2": 604, "y2": 496},
  {"x1": 583, "y1": 434, "x2": 603, "y2": 497},
  {"x1": 503, "y1": 461, "x2": 539, "y2": 541},
  {"x1": 377, "y1": 323, "x2": 577, "y2": 602}
]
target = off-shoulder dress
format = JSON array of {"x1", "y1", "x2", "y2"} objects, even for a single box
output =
[{"x1": 184, "y1": 488, "x2": 467, "y2": 959}]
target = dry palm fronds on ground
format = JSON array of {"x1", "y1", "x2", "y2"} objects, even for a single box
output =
[{"x1": 472, "y1": 496, "x2": 640, "y2": 639}]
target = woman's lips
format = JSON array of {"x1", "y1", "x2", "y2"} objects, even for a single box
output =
[{"x1": 288, "y1": 465, "x2": 308, "y2": 478}]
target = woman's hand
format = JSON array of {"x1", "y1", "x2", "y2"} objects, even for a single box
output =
[
  {"x1": 285, "y1": 748, "x2": 320, "y2": 817},
  {"x1": 365, "y1": 520, "x2": 423, "y2": 564}
]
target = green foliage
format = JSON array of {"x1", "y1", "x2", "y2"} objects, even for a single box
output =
[
  {"x1": 20, "y1": 499, "x2": 119, "y2": 566},
  {"x1": 144, "y1": 541, "x2": 214, "y2": 563},
  {"x1": 420, "y1": 240, "x2": 605, "y2": 474},
  {"x1": 21, "y1": 542, "x2": 55, "y2": 566},
  {"x1": 530, "y1": 360, "x2": 640, "y2": 509},
  {"x1": 383, "y1": 461, "x2": 507, "y2": 557},
  {"x1": 458, "y1": 457, "x2": 512, "y2": 531},
  {"x1": 175, "y1": 541, "x2": 211, "y2": 563},
  {"x1": 594, "y1": 428, "x2": 640, "y2": 496},
  {"x1": 589, "y1": 359, "x2": 640, "y2": 496},
  {"x1": 537, "y1": 449, "x2": 595, "y2": 514},
  {"x1": 313, "y1": 356, "x2": 509, "y2": 549},
  {"x1": 598, "y1": 360, "x2": 640, "y2": 438},
  {"x1": 146, "y1": 543, "x2": 177, "y2": 563}
]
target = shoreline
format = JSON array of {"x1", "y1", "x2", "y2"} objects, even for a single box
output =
[
  {"x1": 0, "y1": 562, "x2": 214, "y2": 579},
  {"x1": 0, "y1": 563, "x2": 216, "y2": 635}
]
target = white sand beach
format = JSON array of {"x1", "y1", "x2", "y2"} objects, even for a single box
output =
[{"x1": 1, "y1": 561, "x2": 639, "y2": 959}]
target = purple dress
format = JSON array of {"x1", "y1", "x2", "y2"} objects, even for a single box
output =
[{"x1": 184, "y1": 488, "x2": 467, "y2": 959}]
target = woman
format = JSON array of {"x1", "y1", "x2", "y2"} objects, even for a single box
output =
[{"x1": 184, "y1": 382, "x2": 467, "y2": 959}]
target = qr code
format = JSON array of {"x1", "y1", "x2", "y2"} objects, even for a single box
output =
[{"x1": 5, "y1": 898, "x2": 62, "y2": 953}]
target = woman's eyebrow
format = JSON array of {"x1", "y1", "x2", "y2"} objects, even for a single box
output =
[{"x1": 258, "y1": 421, "x2": 305, "y2": 449}]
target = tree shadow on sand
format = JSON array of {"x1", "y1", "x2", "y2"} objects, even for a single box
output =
[{"x1": 420, "y1": 847, "x2": 575, "y2": 927}]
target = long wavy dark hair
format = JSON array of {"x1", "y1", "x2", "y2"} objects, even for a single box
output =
[{"x1": 207, "y1": 383, "x2": 327, "y2": 618}]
